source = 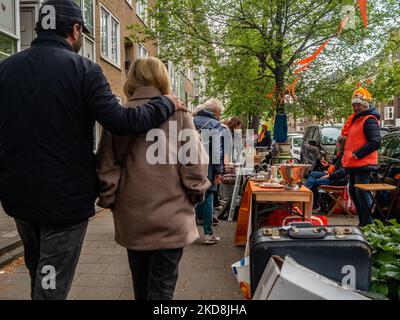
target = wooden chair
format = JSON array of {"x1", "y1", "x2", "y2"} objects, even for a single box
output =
[{"x1": 319, "y1": 185, "x2": 354, "y2": 217}]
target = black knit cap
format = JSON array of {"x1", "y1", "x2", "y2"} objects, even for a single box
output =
[{"x1": 37, "y1": 0, "x2": 90, "y2": 35}]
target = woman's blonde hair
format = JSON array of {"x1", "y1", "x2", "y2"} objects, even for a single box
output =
[{"x1": 123, "y1": 57, "x2": 172, "y2": 98}]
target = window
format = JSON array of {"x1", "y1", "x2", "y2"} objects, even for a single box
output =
[
  {"x1": 137, "y1": 43, "x2": 148, "y2": 58},
  {"x1": 100, "y1": 5, "x2": 120, "y2": 66},
  {"x1": 82, "y1": 36, "x2": 95, "y2": 61},
  {"x1": 385, "y1": 107, "x2": 394, "y2": 120},
  {"x1": 136, "y1": 0, "x2": 148, "y2": 24},
  {"x1": 0, "y1": 33, "x2": 17, "y2": 59},
  {"x1": 321, "y1": 127, "x2": 341, "y2": 145},
  {"x1": 0, "y1": 0, "x2": 17, "y2": 36},
  {"x1": 74, "y1": 0, "x2": 94, "y2": 37},
  {"x1": 126, "y1": 0, "x2": 133, "y2": 7}
]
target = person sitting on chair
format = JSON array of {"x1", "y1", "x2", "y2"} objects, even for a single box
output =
[{"x1": 305, "y1": 136, "x2": 348, "y2": 210}]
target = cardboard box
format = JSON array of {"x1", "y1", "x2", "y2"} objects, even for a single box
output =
[{"x1": 253, "y1": 256, "x2": 370, "y2": 300}]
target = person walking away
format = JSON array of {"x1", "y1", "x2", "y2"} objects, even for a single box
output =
[
  {"x1": 96, "y1": 57, "x2": 210, "y2": 300},
  {"x1": 0, "y1": 0, "x2": 184, "y2": 300},
  {"x1": 193, "y1": 99, "x2": 225, "y2": 245},
  {"x1": 342, "y1": 88, "x2": 381, "y2": 226},
  {"x1": 225, "y1": 116, "x2": 244, "y2": 164},
  {"x1": 305, "y1": 136, "x2": 348, "y2": 210}
]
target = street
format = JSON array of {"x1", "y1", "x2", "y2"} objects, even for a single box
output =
[{"x1": 0, "y1": 209, "x2": 244, "y2": 300}]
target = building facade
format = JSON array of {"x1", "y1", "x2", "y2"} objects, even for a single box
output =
[
  {"x1": 2, "y1": 0, "x2": 202, "y2": 150},
  {"x1": 377, "y1": 97, "x2": 400, "y2": 128}
]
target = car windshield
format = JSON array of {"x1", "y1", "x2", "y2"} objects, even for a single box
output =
[{"x1": 321, "y1": 127, "x2": 341, "y2": 145}]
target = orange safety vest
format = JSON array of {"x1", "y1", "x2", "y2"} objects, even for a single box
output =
[{"x1": 343, "y1": 115, "x2": 378, "y2": 169}]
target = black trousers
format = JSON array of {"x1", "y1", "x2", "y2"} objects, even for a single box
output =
[
  {"x1": 14, "y1": 218, "x2": 88, "y2": 300},
  {"x1": 127, "y1": 248, "x2": 183, "y2": 300}
]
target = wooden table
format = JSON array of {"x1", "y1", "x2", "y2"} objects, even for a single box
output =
[
  {"x1": 235, "y1": 181, "x2": 313, "y2": 247},
  {"x1": 355, "y1": 183, "x2": 398, "y2": 222}
]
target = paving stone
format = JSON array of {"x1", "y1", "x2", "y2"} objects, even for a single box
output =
[
  {"x1": 0, "y1": 284, "x2": 30, "y2": 300},
  {"x1": 73, "y1": 274, "x2": 114, "y2": 287},
  {"x1": 92, "y1": 247, "x2": 125, "y2": 255},
  {"x1": 77, "y1": 254, "x2": 103, "y2": 264},
  {"x1": 108, "y1": 275, "x2": 132, "y2": 288},
  {"x1": 102, "y1": 263, "x2": 131, "y2": 275},
  {"x1": 67, "y1": 286, "x2": 87, "y2": 300},
  {"x1": 75, "y1": 263, "x2": 109, "y2": 274},
  {"x1": 76, "y1": 287, "x2": 124, "y2": 300},
  {"x1": 1, "y1": 273, "x2": 31, "y2": 285},
  {"x1": 97, "y1": 254, "x2": 128, "y2": 264},
  {"x1": 119, "y1": 286, "x2": 134, "y2": 300}
]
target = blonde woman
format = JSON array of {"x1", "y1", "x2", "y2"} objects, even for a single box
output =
[{"x1": 96, "y1": 57, "x2": 210, "y2": 300}]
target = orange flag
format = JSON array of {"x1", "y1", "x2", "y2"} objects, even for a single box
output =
[
  {"x1": 294, "y1": 63, "x2": 310, "y2": 75},
  {"x1": 295, "y1": 39, "x2": 332, "y2": 65},
  {"x1": 358, "y1": 0, "x2": 368, "y2": 28},
  {"x1": 336, "y1": 15, "x2": 350, "y2": 35}
]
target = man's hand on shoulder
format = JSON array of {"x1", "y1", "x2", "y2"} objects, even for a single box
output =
[{"x1": 165, "y1": 94, "x2": 188, "y2": 112}]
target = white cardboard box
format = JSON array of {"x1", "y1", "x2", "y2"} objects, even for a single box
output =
[{"x1": 253, "y1": 256, "x2": 370, "y2": 300}]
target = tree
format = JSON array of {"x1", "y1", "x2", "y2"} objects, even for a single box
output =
[{"x1": 129, "y1": 0, "x2": 400, "y2": 139}]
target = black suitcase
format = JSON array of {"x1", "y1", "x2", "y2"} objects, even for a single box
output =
[{"x1": 250, "y1": 225, "x2": 372, "y2": 294}]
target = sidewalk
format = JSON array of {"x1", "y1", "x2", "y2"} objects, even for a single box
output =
[
  {"x1": 0, "y1": 210, "x2": 245, "y2": 300},
  {"x1": 0, "y1": 205, "x2": 20, "y2": 249}
]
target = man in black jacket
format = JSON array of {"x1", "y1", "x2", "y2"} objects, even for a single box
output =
[{"x1": 0, "y1": 0, "x2": 184, "y2": 300}]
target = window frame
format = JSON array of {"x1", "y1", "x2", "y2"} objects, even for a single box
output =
[
  {"x1": 137, "y1": 42, "x2": 148, "y2": 58},
  {"x1": 136, "y1": 0, "x2": 148, "y2": 25},
  {"x1": 385, "y1": 106, "x2": 395, "y2": 120},
  {"x1": 100, "y1": 4, "x2": 121, "y2": 68},
  {"x1": 74, "y1": 0, "x2": 95, "y2": 39}
]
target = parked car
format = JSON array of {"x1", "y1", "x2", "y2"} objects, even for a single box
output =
[
  {"x1": 375, "y1": 131, "x2": 400, "y2": 222},
  {"x1": 378, "y1": 131, "x2": 400, "y2": 167},
  {"x1": 300, "y1": 125, "x2": 341, "y2": 169},
  {"x1": 380, "y1": 127, "x2": 390, "y2": 137},
  {"x1": 287, "y1": 134, "x2": 303, "y2": 163}
]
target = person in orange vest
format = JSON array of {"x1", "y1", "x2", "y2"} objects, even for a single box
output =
[{"x1": 343, "y1": 88, "x2": 381, "y2": 226}]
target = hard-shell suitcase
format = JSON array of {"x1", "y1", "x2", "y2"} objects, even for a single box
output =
[{"x1": 250, "y1": 225, "x2": 372, "y2": 294}]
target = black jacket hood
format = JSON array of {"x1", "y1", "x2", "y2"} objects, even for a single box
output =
[{"x1": 352, "y1": 107, "x2": 381, "y2": 123}]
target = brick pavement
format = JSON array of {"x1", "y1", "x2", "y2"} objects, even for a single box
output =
[
  {"x1": 0, "y1": 210, "x2": 245, "y2": 300},
  {"x1": 0, "y1": 205, "x2": 20, "y2": 249}
]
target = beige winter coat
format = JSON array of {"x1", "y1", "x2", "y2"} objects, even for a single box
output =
[{"x1": 96, "y1": 87, "x2": 210, "y2": 251}]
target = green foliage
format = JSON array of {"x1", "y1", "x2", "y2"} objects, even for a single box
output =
[
  {"x1": 127, "y1": 0, "x2": 400, "y2": 124},
  {"x1": 362, "y1": 220, "x2": 400, "y2": 300}
]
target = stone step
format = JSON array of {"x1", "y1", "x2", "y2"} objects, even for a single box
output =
[{"x1": 0, "y1": 245, "x2": 24, "y2": 269}]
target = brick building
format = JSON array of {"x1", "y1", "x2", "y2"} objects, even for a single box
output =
[
  {"x1": 377, "y1": 97, "x2": 400, "y2": 128},
  {"x1": 1, "y1": 0, "x2": 202, "y2": 150}
]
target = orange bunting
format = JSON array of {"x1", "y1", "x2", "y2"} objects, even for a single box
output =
[
  {"x1": 294, "y1": 63, "x2": 310, "y2": 75},
  {"x1": 337, "y1": 15, "x2": 350, "y2": 35},
  {"x1": 295, "y1": 39, "x2": 332, "y2": 65},
  {"x1": 266, "y1": 93, "x2": 274, "y2": 99},
  {"x1": 358, "y1": 0, "x2": 368, "y2": 29}
]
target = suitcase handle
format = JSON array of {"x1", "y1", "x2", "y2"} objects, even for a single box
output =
[{"x1": 288, "y1": 227, "x2": 327, "y2": 239}]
